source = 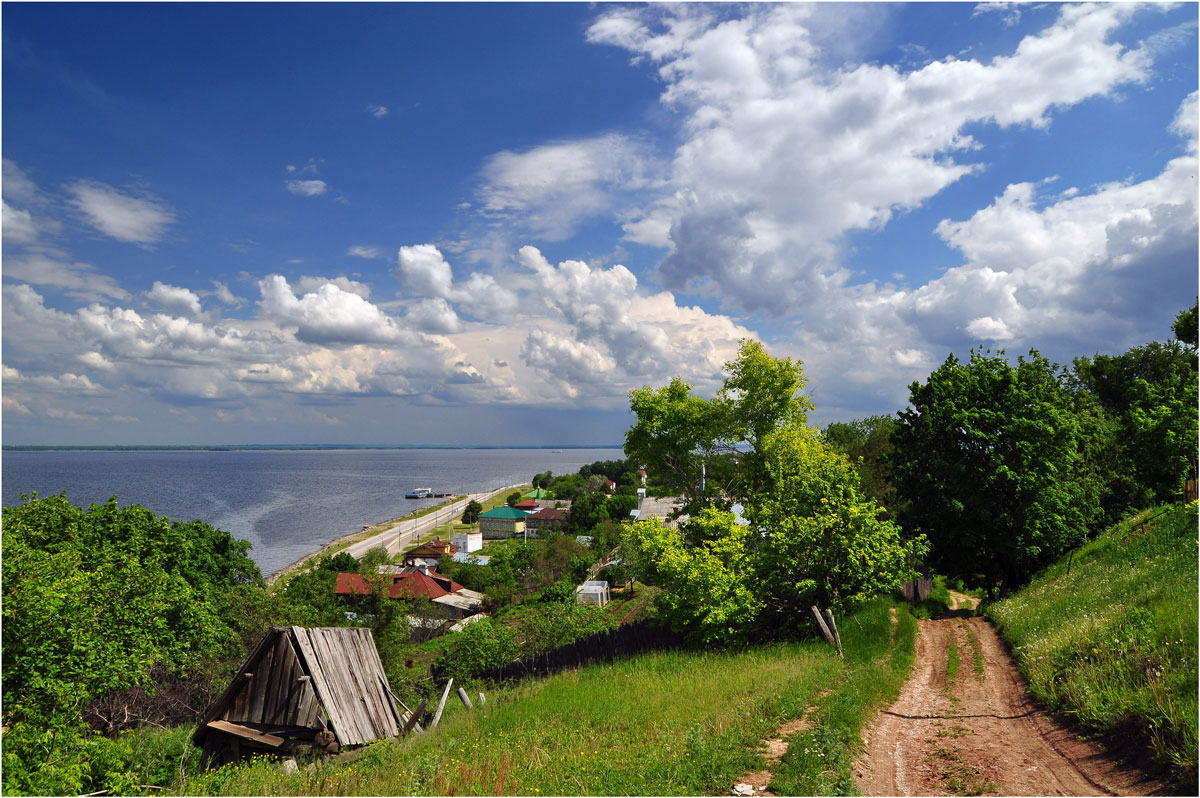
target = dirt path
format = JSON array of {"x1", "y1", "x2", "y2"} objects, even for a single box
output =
[{"x1": 854, "y1": 598, "x2": 1164, "y2": 796}]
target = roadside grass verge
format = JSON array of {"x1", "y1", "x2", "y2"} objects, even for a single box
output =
[
  {"x1": 173, "y1": 598, "x2": 915, "y2": 796},
  {"x1": 770, "y1": 602, "x2": 918, "y2": 795},
  {"x1": 987, "y1": 503, "x2": 1198, "y2": 791}
]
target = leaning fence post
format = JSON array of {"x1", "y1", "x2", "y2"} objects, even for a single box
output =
[
  {"x1": 457, "y1": 687, "x2": 474, "y2": 710},
  {"x1": 810, "y1": 605, "x2": 835, "y2": 645},
  {"x1": 822, "y1": 608, "x2": 844, "y2": 659},
  {"x1": 431, "y1": 678, "x2": 453, "y2": 728}
]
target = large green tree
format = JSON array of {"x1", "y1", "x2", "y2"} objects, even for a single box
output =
[
  {"x1": 750, "y1": 427, "x2": 924, "y2": 626},
  {"x1": 892, "y1": 350, "x2": 1093, "y2": 594},
  {"x1": 822, "y1": 414, "x2": 900, "y2": 514},
  {"x1": 1073, "y1": 339, "x2": 1198, "y2": 511},
  {"x1": 621, "y1": 510, "x2": 763, "y2": 645},
  {"x1": 624, "y1": 339, "x2": 812, "y2": 513}
]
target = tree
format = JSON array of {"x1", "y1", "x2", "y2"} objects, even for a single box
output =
[
  {"x1": 750, "y1": 426, "x2": 924, "y2": 625},
  {"x1": 505, "y1": 491, "x2": 522, "y2": 507},
  {"x1": 892, "y1": 350, "x2": 1092, "y2": 594},
  {"x1": 565, "y1": 490, "x2": 608, "y2": 534},
  {"x1": 822, "y1": 414, "x2": 900, "y2": 514},
  {"x1": 1073, "y1": 339, "x2": 1198, "y2": 510},
  {"x1": 1174, "y1": 299, "x2": 1198, "y2": 348},
  {"x1": 462, "y1": 499, "x2": 483, "y2": 524},
  {"x1": 621, "y1": 510, "x2": 763, "y2": 645},
  {"x1": 624, "y1": 339, "x2": 812, "y2": 513},
  {"x1": 1, "y1": 494, "x2": 260, "y2": 795}
]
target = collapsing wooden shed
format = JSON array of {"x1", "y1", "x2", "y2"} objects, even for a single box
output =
[{"x1": 193, "y1": 626, "x2": 409, "y2": 767}]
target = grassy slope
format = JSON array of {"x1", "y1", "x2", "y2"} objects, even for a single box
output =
[
  {"x1": 174, "y1": 598, "x2": 914, "y2": 796},
  {"x1": 986, "y1": 503, "x2": 1198, "y2": 791}
]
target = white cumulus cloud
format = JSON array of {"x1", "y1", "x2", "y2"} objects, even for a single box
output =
[
  {"x1": 147, "y1": 281, "x2": 202, "y2": 316},
  {"x1": 587, "y1": 3, "x2": 1154, "y2": 314}
]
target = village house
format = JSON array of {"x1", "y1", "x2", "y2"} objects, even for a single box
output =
[
  {"x1": 452, "y1": 528, "x2": 483, "y2": 553},
  {"x1": 401, "y1": 540, "x2": 457, "y2": 568},
  {"x1": 477, "y1": 505, "x2": 527, "y2": 538},
  {"x1": 524, "y1": 507, "x2": 568, "y2": 537},
  {"x1": 335, "y1": 568, "x2": 484, "y2": 620}
]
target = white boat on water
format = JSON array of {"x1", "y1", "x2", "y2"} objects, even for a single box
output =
[{"x1": 405, "y1": 487, "x2": 433, "y2": 499}]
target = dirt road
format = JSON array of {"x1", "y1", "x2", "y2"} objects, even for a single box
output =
[{"x1": 854, "y1": 592, "x2": 1164, "y2": 796}]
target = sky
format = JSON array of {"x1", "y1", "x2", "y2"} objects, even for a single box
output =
[{"x1": 2, "y1": 2, "x2": 1197, "y2": 446}]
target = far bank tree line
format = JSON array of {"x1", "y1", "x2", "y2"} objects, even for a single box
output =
[{"x1": 620, "y1": 302, "x2": 1197, "y2": 642}]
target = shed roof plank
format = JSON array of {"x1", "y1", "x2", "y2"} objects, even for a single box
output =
[{"x1": 249, "y1": 641, "x2": 274, "y2": 724}]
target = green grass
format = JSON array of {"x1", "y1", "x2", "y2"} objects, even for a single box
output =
[
  {"x1": 946, "y1": 637, "x2": 960, "y2": 684},
  {"x1": 172, "y1": 598, "x2": 915, "y2": 796},
  {"x1": 960, "y1": 620, "x2": 984, "y2": 681},
  {"x1": 769, "y1": 602, "x2": 917, "y2": 795},
  {"x1": 986, "y1": 502, "x2": 1198, "y2": 791}
]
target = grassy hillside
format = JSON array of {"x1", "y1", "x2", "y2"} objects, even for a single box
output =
[
  {"x1": 987, "y1": 502, "x2": 1198, "y2": 791},
  {"x1": 174, "y1": 598, "x2": 915, "y2": 796}
]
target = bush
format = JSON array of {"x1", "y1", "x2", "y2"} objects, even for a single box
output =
[
  {"x1": 540, "y1": 580, "x2": 575, "y2": 604},
  {"x1": 434, "y1": 618, "x2": 520, "y2": 683}
]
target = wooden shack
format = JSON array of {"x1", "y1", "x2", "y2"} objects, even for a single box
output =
[{"x1": 193, "y1": 626, "x2": 408, "y2": 767}]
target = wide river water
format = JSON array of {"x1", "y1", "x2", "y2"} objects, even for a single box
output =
[{"x1": 2, "y1": 448, "x2": 620, "y2": 576}]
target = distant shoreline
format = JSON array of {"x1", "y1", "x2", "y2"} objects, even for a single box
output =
[{"x1": 3, "y1": 444, "x2": 623, "y2": 452}]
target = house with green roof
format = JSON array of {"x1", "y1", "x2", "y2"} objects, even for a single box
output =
[{"x1": 478, "y1": 505, "x2": 527, "y2": 538}]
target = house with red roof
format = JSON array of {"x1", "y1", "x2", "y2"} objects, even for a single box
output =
[{"x1": 334, "y1": 567, "x2": 483, "y2": 619}]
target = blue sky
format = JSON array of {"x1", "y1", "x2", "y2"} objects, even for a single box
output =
[{"x1": 3, "y1": 2, "x2": 1197, "y2": 446}]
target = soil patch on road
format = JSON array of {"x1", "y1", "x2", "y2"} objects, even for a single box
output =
[{"x1": 854, "y1": 613, "x2": 1166, "y2": 796}]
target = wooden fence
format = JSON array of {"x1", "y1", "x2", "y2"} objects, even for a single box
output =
[{"x1": 900, "y1": 577, "x2": 933, "y2": 603}]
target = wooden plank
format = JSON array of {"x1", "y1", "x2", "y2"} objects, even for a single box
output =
[
  {"x1": 378, "y1": 674, "x2": 406, "y2": 733},
  {"x1": 308, "y1": 628, "x2": 360, "y2": 744},
  {"x1": 249, "y1": 638, "x2": 275, "y2": 724},
  {"x1": 192, "y1": 628, "x2": 279, "y2": 744},
  {"x1": 228, "y1": 677, "x2": 249, "y2": 724},
  {"x1": 353, "y1": 630, "x2": 394, "y2": 737},
  {"x1": 284, "y1": 658, "x2": 304, "y2": 727},
  {"x1": 264, "y1": 632, "x2": 287, "y2": 722},
  {"x1": 810, "y1": 606, "x2": 835, "y2": 646},
  {"x1": 270, "y1": 637, "x2": 295, "y2": 725},
  {"x1": 295, "y1": 680, "x2": 317, "y2": 728},
  {"x1": 293, "y1": 627, "x2": 344, "y2": 739},
  {"x1": 825, "y1": 609, "x2": 844, "y2": 657},
  {"x1": 290, "y1": 628, "x2": 337, "y2": 735},
  {"x1": 431, "y1": 678, "x2": 453, "y2": 728},
  {"x1": 403, "y1": 698, "x2": 428, "y2": 734},
  {"x1": 206, "y1": 720, "x2": 285, "y2": 748},
  {"x1": 357, "y1": 628, "x2": 400, "y2": 737}
]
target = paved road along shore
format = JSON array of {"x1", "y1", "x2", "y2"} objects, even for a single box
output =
[{"x1": 343, "y1": 484, "x2": 519, "y2": 560}]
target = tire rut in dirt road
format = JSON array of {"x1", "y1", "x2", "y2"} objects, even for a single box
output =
[{"x1": 855, "y1": 615, "x2": 1165, "y2": 796}]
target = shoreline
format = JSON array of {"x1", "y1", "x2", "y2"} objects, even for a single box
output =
[
  {"x1": 265, "y1": 485, "x2": 520, "y2": 586},
  {"x1": 265, "y1": 500, "x2": 453, "y2": 586}
]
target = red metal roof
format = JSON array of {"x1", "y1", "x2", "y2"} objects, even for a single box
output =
[{"x1": 334, "y1": 570, "x2": 465, "y2": 600}]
